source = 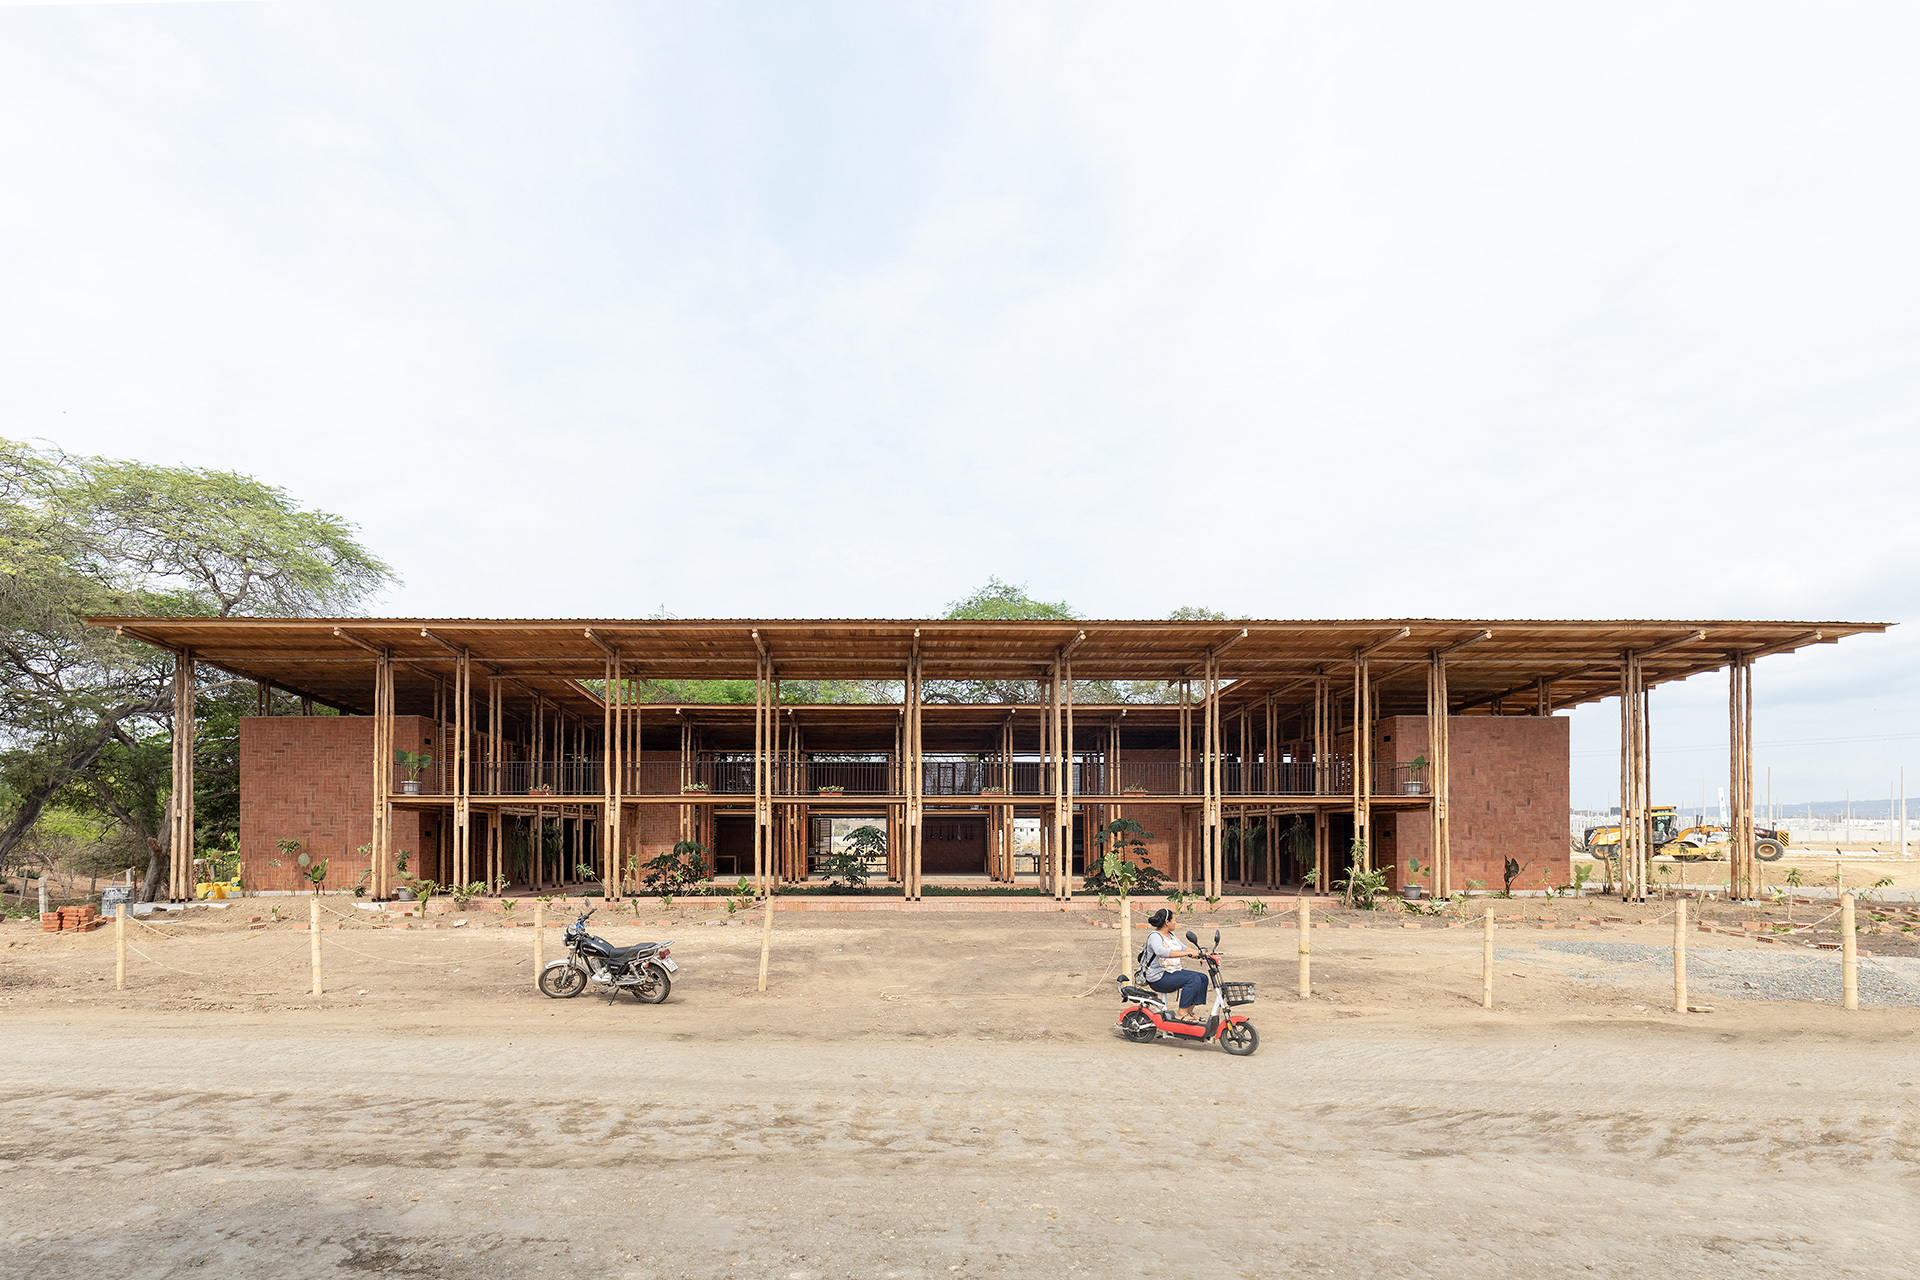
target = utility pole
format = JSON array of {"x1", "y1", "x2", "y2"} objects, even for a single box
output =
[{"x1": 1898, "y1": 767, "x2": 1907, "y2": 856}]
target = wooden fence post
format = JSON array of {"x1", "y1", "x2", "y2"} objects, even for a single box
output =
[
  {"x1": 1841, "y1": 892, "x2": 1857, "y2": 1011},
  {"x1": 757, "y1": 894, "x2": 775, "y2": 993},
  {"x1": 1297, "y1": 895, "x2": 1310, "y2": 997},
  {"x1": 1673, "y1": 897, "x2": 1687, "y2": 1013},
  {"x1": 115, "y1": 903, "x2": 127, "y2": 990},
  {"x1": 309, "y1": 896, "x2": 323, "y2": 996},
  {"x1": 535, "y1": 902, "x2": 545, "y2": 980},
  {"x1": 1481, "y1": 906, "x2": 1494, "y2": 1009}
]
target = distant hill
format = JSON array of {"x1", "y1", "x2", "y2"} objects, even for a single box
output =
[{"x1": 1575, "y1": 800, "x2": 1908, "y2": 820}]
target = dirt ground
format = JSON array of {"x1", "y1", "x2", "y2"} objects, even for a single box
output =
[
  {"x1": 4, "y1": 905, "x2": 1918, "y2": 1279},
  {"x1": 1580, "y1": 850, "x2": 1920, "y2": 899}
]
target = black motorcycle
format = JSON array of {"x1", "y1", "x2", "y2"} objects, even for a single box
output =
[{"x1": 538, "y1": 910, "x2": 677, "y2": 1003}]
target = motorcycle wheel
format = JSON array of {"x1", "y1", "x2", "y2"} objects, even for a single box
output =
[
  {"x1": 630, "y1": 963, "x2": 671, "y2": 1004},
  {"x1": 1120, "y1": 1010, "x2": 1157, "y2": 1044},
  {"x1": 1219, "y1": 1020, "x2": 1259, "y2": 1056},
  {"x1": 539, "y1": 962, "x2": 587, "y2": 999}
]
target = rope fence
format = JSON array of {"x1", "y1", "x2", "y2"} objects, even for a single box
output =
[{"x1": 5, "y1": 892, "x2": 1907, "y2": 1012}]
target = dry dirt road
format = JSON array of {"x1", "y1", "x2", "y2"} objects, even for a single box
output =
[{"x1": 4, "y1": 910, "x2": 1917, "y2": 1278}]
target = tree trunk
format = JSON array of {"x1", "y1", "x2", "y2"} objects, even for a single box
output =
[{"x1": 138, "y1": 795, "x2": 175, "y2": 904}]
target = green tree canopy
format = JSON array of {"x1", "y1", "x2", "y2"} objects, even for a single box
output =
[
  {"x1": 0, "y1": 439, "x2": 396, "y2": 897},
  {"x1": 942, "y1": 577, "x2": 1078, "y2": 621}
]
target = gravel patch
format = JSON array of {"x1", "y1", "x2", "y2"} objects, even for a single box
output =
[{"x1": 1504, "y1": 940, "x2": 1920, "y2": 1007}]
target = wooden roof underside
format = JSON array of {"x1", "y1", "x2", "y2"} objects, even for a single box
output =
[{"x1": 88, "y1": 616, "x2": 1887, "y2": 724}]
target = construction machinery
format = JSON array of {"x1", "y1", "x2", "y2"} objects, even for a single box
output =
[{"x1": 1583, "y1": 805, "x2": 1788, "y2": 862}]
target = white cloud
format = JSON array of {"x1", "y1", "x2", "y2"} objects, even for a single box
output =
[{"x1": 1, "y1": 1, "x2": 1915, "y2": 798}]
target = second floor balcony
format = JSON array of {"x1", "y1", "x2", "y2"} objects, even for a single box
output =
[{"x1": 412, "y1": 754, "x2": 1430, "y2": 800}]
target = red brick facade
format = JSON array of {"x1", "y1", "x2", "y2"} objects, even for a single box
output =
[
  {"x1": 236, "y1": 716, "x2": 1567, "y2": 893},
  {"x1": 238, "y1": 716, "x2": 433, "y2": 895},
  {"x1": 1375, "y1": 715, "x2": 1570, "y2": 892}
]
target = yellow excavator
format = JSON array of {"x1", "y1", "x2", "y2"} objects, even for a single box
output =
[{"x1": 1583, "y1": 805, "x2": 1788, "y2": 862}]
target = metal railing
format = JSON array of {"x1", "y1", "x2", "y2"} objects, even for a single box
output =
[{"x1": 417, "y1": 753, "x2": 1426, "y2": 799}]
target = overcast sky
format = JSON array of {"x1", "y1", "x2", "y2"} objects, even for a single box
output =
[{"x1": 3, "y1": 2, "x2": 1917, "y2": 807}]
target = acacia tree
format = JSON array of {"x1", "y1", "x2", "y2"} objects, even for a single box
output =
[
  {"x1": 0, "y1": 440, "x2": 395, "y2": 899},
  {"x1": 927, "y1": 579, "x2": 1234, "y2": 705}
]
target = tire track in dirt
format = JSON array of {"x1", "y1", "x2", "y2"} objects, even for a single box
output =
[{"x1": 5, "y1": 1080, "x2": 1914, "y2": 1179}]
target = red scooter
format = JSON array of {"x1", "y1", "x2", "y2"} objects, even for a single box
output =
[{"x1": 1115, "y1": 928, "x2": 1259, "y2": 1055}]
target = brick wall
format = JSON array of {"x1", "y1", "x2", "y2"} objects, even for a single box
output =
[
  {"x1": 1375, "y1": 715, "x2": 1570, "y2": 892},
  {"x1": 238, "y1": 716, "x2": 430, "y2": 894}
]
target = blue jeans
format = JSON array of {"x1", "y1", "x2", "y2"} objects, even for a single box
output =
[{"x1": 1149, "y1": 970, "x2": 1208, "y2": 1012}]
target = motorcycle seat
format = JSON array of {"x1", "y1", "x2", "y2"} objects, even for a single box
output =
[
  {"x1": 603, "y1": 943, "x2": 659, "y2": 964},
  {"x1": 1120, "y1": 986, "x2": 1158, "y2": 1001}
]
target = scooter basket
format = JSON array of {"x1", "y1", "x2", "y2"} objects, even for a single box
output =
[{"x1": 1221, "y1": 981, "x2": 1256, "y2": 1006}]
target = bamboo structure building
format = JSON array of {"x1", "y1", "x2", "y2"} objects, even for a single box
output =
[{"x1": 91, "y1": 616, "x2": 1885, "y2": 905}]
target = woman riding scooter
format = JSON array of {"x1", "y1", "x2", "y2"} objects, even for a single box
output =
[{"x1": 1143, "y1": 908, "x2": 1209, "y2": 1024}]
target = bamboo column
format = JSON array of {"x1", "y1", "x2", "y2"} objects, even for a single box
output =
[
  {"x1": 678, "y1": 717, "x2": 692, "y2": 848},
  {"x1": 1618, "y1": 653, "x2": 1633, "y2": 902},
  {"x1": 1200, "y1": 655, "x2": 1216, "y2": 899},
  {"x1": 169, "y1": 650, "x2": 196, "y2": 901},
  {"x1": 1060, "y1": 652, "x2": 1074, "y2": 902},
  {"x1": 1618, "y1": 650, "x2": 1651, "y2": 902},
  {"x1": 753, "y1": 650, "x2": 765, "y2": 894},
  {"x1": 1312, "y1": 674, "x2": 1329, "y2": 796},
  {"x1": 1426, "y1": 650, "x2": 1452, "y2": 899},
  {"x1": 1728, "y1": 654, "x2": 1756, "y2": 900},
  {"x1": 1314, "y1": 808, "x2": 1329, "y2": 893},
  {"x1": 602, "y1": 652, "x2": 623, "y2": 899},
  {"x1": 1044, "y1": 675, "x2": 1059, "y2": 898},
  {"x1": 906, "y1": 647, "x2": 925, "y2": 901},
  {"x1": 1264, "y1": 697, "x2": 1278, "y2": 888},
  {"x1": 453, "y1": 649, "x2": 471, "y2": 888},
  {"x1": 1351, "y1": 651, "x2": 1371, "y2": 873},
  {"x1": 1179, "y1": 679, "x2": 1192, "y2": 800},
  {"x1": 114, "y1": 902, "x2": 127, "y2": 989},
  {"x1": 887, "y1": 713, "x2": 901, "y2": 884},
  {"x1": 488, "y1": 810, "x2": 500, "y2": 890},
  {"x1": 371, "y1": 650, "x2": 394, "y2": 899}
]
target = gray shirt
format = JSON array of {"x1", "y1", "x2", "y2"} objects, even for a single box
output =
[{"x1": 1144, "y1": 930, "x2": 1184, "y2": 981}]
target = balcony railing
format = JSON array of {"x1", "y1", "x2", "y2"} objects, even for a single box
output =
[{"x1": 407, "y1": 753, "x2": 1427, "y2": 799}]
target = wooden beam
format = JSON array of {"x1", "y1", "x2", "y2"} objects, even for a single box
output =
[
  {"x1": 1355, "y1": 626, "x2": 1412, "y2": 660},
  {"x1": 1436, "y1": 628, "x2": 1493, "y2": 656},
  {"x1": 331, "y1": 626, "x2": 386, "y2": 657}
]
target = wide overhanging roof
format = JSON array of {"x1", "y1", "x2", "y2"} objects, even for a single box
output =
[{"x1": 86, "y1": 616, "x2": 1888, "y2": 722}]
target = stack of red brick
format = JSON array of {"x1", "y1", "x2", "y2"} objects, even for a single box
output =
[{"x1": 41, "y1": 905, "x2": 100, "y2": 933}]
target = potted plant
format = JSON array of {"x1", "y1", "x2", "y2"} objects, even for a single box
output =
[
  {"x1": 682, "y1": 781, "x2": 710, "y2": 796},
  {"x1": 395, "y1": 749, "x2": 432, "y2": 795},
  {"x1": 816, "y1": 785, "x2": 845, "y2": 797},
  {"x1": 528, "y1": 783, "x2": 555, "y2": 796},
  {"x1": 1405, "y1": 755, "x2": 1428, "y2": 795},
  {"x1": 979, "y1": 785, "x2": 1007, "y2": 796},
  {"x1": 1121, "y1": 785, "x2": 1149, "y2": 797}
]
